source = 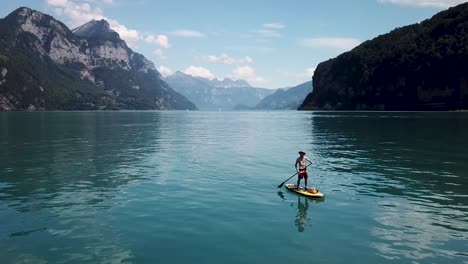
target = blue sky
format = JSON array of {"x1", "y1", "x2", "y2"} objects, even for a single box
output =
[{"x1": 0, "y1": 0, "x2": 465, "y2": 88}]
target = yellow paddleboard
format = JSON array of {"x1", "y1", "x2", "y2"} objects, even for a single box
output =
[{"x1": 285, "y1": 184, "x2": 324, "y2": 198}]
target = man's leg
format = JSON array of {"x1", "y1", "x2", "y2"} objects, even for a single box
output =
[{"x1": 304, "y1": 172, "x2": 309, "y2": 190}]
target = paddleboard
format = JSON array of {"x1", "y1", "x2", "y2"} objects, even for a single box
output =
[{"x1": 285, "y1": 184, "x2": 324, "y2": 198}]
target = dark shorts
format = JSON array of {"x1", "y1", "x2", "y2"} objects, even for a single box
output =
[{"x1": 298, "y1": 169, "x2": 308, "y2": 179}]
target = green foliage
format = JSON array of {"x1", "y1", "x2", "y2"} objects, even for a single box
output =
[
  {"x1": 301, "y1": 2, "x2": 468, "y2": 111},
  {"x1": 0, "y1": 34, "x2": 106, "y2": 110},
  {"x1": 0, "y1": 7, "x2": 198, "y2": 111},
  {"x1": 0, "y1": 53, "x2": 8, "y2": 62}
]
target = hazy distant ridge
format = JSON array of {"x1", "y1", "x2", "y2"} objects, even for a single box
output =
[
  {"x1": 256, "y1": 81, "x2": 312, "y2": 110},
  {"x1": 165, "y1": 71, "x2": 274, "y2": 110}
]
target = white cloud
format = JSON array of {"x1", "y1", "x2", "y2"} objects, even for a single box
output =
[
  {"x1": 252, "y1": 22, "x2": 285, "y2": 39},
  {"x1": 48, "y1": 0, "x2": 68, "y2": 7},
  {"x1": 145, "y1": 34, "x2": 170, "y2": 48},
  {"x1": 230, "y1": 66, "x2": 267, "y2": 86},
  {"x1": 153, "y1": 49, "x2": 166, "y2": 59},
  {"x1": 170, "y1": 30, "x2": 205, "y2": 38},
  {"x1": 256, "y1": 29, "x2": 281, "y2": 38},
  {"x1": 280, "y1": 67, "x2": 316, "y2": 83},
  {"x1": 157, "y1": 66, "x2": 172, "y2": 77},
  {"x1": 305, "y1": 67, "x2": 316, "y2": 77},
  {"x1": 52, "y1": 7, "x2": 63, "y2": 15},
  {"x1": 183, "y1": 66, "x2": 216, "y2": 79},
  {"x1": 263, "y1": 23, "x2": 285, "y2": 29},
  {"x1": 107, "y1": 19, "x2": 140, "y2": 45},
  {"x1": 377, "y1": 0, "x2": 466, "y2": 8},
  {"x1": 47, "y1": 0, "x2": 141, "y2": 46},
  {"x1": 48, "y1": 0, "x2": 102, "y2": 27},
  {"x1": 201, "y1": 54, "x2": 253, "y2": 65},
  {"x1": 299, "y1": 37, "x2": 361, "y2": 50}
]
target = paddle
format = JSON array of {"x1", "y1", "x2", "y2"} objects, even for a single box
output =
[{"x1": 277, "y1": 163, "x2": 312, "y2": 188}]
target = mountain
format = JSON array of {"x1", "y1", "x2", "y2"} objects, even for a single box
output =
[
  {"x1": 164, "y1": 71, "x2": 274, "y2": 110},
  {"x1": 300, "y1": 3, "x2": 468, "y2": 111},
  {"x1": 192, "y1": 76, "x2": 251, "y2": 88},
  {"x1": 256, "y1": 81, "x2": 312, "y2": 110},
  {"x1": 208, "y1": 78, "x2": 251, "y2": 88},
  {"x1": 0, "y1": 7, "x2": 196, "y2": 110},
  {"x1": 72, "y1": 19, "x2": 120, "y2": 40}
]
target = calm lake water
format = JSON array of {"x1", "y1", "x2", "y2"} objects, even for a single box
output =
[{"x1": 1, "y1": 111, "x2": 467, "y2": 263}]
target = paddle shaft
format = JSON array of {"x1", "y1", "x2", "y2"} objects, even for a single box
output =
[{"x1": 277, "y1": 163, "x2": 312, "y2": 188}]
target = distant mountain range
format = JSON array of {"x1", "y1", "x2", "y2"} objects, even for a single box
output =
[
  {"x1": 164, "y1": 71, "x2": 274, "y2": 110},
  {"x1": 0, "y1": 7, "x2": 196, "y2": 110},
  {"x1": 256, "y1": 81, "x2": 312, "y2": 110},
  {"x1": 207, "y1": 78, "x2": 251, "y2": 88},
  {"x1": 0, "y1": 7, "x2": 314, "y2": 111},
  {"x1": 300, "y1": 2, "x2": 468, "y2": 111}
]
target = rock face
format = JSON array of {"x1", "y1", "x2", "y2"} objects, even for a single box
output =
[
  {"x1": 300, "y1": 3, "x2": 468, "y2": 111},
  {"x1": 256, "y1": 81, "x2": 312, "y2": 110},
  {"x1": 165, "y1": 71, "x2": 274, "y2": 110},
  {"x1": 0, "y1": 7, "x2": 197, "y2": 110},
  {"x1": 208, "y1": 78, "x2": 251, "y2": 88}
]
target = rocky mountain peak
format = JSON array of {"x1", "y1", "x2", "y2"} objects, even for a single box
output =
[
  {"x1": 10, "y1": 7, "x2": 50, "y2": 25},
  {"x1": 7, "y1": 7, "x2": 68, "y2": 35},
  {"x1": 3, "y1": 7, "x2": 71, "y2": 48},
  {"x1": 9, "y1": 7, "x2": 38, "y2": 19},
  {"x1": 72, "y1": 19, "x2": 120, "y2": 41},
  {"x1": 165, "y1": 72, "x2": 274, "y2": 110},
  {"x1": 0, "y1": 7, "x2": 197, "y2": 110},
  {"x1": 174, "y1": 71, "x2": 189, "y2": 77},
  {"x1": 166, "y1": 72, "x2": 252, "y2": 88},
  {"x1": 210, "y1": 78, "x2": 251, "y2": 88},
  {"x1": 12, "y1": 7, "x2": 34, "y2": 17}
]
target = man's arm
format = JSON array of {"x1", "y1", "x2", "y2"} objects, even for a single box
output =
[
  {"x1": 294, "y1": 159, "x2": 299, "y2": 172},
  {"x1": 306, "y1": 156, "x2": 313, "y2": 165}
]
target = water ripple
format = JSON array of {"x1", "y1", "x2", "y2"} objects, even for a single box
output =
[{"x1": 1, "y1": 111, "x2": 467, "y2": 263}]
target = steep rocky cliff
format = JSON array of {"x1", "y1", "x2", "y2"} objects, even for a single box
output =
[
  {"x1": 300, "y1": 3, "x2": 468, "y2": 111},
  {"x1": 0, "y1": 7, "x2": 196, "y2": 110}
]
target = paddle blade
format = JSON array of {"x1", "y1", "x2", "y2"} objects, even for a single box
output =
[{"x1": 277, "y1": 182, "x2": 285, "y2": 188}]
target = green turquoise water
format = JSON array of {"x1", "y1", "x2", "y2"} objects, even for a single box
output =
[{"x1": 1, "y1": 111, "x2": 467, "y2": 263}]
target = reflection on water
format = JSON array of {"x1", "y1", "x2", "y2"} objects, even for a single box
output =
[
  {"x1": 0, "y1": 112, "x2": 165, "y2": 201},
  {"x1": 309, "y1": 112, "x2": 468, "y2": 262},
  {"x1": 295, "y1": 196, "x2": 309, "y2": 232},
  {"x1": 1, "y1": 111, "x2": 467, "y2": 263},
  {"x1": 0, "y1": 112, "x2": 167, "y2": 262},
  {"x1": 371, "y1": 199, "x2": 468, "y2": 261},
  {"x1": 277, "y1": 191, "x2": 285, "y2": 201},
  {"x1": 277, "y1": 191, "x2": 325, "y2": 233}
]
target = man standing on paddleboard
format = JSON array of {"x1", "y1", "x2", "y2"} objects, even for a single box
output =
[{"x1": 295, "y1": 150, "x2": 312, "y2": 190}]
